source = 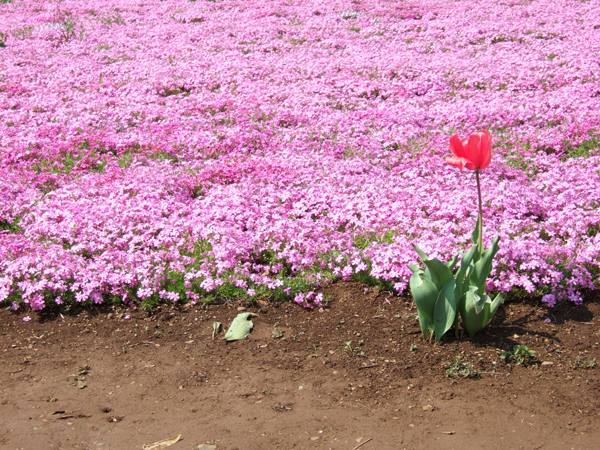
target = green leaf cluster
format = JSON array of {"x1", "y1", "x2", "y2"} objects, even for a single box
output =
[
  {"x1": 500, "y1": 345, "x2": 536, "y2": 365},
  {"x1": 409, "y1": 220, "x2": 503, "y2": 342}
]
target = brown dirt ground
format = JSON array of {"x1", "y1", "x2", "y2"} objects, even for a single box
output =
[{"x1": 2, "y1": 281, "x2": 600, "y2": 450}]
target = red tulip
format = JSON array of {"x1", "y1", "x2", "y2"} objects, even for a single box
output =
[{"x1": 446, "y1": 130, "x2": 492, "y2": 170}]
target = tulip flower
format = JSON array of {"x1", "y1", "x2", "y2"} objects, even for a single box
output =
[
  {"x1": 446, "y1": 130, "x2": 492, "y2": 171},
  {"x1": 446, "y1": 130, "x2": 492, "y2": 255}
]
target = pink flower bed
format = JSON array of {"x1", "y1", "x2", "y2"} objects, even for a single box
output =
[{"x1": 1, "y1": 0, "x2": 599, "y2": 310}]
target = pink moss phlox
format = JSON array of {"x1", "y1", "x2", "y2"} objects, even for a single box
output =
[{"x1": 0, "y1": 0, "x2": 599, "y2": 311}]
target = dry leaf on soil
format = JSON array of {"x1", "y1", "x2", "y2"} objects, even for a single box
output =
[{"x1": 142, "y1": 434, "x2": 182, "y2": 450}]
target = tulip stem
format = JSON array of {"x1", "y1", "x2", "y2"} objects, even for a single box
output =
[{"x1": 475, "y1": 170, "x2": 483, "y2": 255}]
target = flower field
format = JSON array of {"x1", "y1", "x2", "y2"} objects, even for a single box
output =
[{"x1": 1, "y1": 0, "x2": 599, "y2": 312}]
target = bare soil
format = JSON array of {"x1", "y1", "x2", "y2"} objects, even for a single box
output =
[{"x1": 2, "y1": 281, "x2": 600, "y2": 450}]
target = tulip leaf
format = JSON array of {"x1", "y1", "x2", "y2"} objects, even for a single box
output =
[
  {"x1": 412, "y1": 243, "x2": 430, "y2": 263},
  {"x1": 433, "y1": 278, "x2": 457, "y2": 342},
  {"x1": 408, "y1": 264, "x2": 420, "y2": 273},
  {"x1": 423, "y1": 258, "x2": 452, "y2": 291},
  {"x1": 472, "y1": 214, "x2": 481, "y2": 247},
  {"x1": 461, "y1": 286, "x2": 483, "y2": 338},
  {"x1": 489, "y1": 292, "x2": 503, "y2": 317},
  {"x1": 419, "y1": 313, "x2": 432, "y2": 339},
  {"x1": 409, "y1": 270, "x2": 438, "y2": 319},
  {"x1": 454, "y1": 244, "x2": 479, "y2": 303},
  {"x1": 473, "y1": 288, "x2": 487, "y2": 314},
  {"x1": 224, "y1": 312, "x2": 258, "y2": 341},
  {"x1": 461, "y1": 288, "x2": 504, "y2": 338},
  {"x1": 445, "y1": 254, "x2": 460, "y2": 272},
  {"x1": 469, "y1": 236, "x2": 500, "y2": 293},
  {"x1": 411, "y1": 244, "x2": 433, "y2": 279},
  {"x1": 409, "y1": 271, "x2": 438, "y2": 338}
]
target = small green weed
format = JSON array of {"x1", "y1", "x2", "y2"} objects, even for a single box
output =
[
  {"x1": 272, "y1": 322, "x2": 284, "y2": 339},
  {"x1": 71, "y1": 364, "x2": 90, "y2": 389},
  {"x1": 500, "y1": 345, "x2": 536, "y2": 365},
  {"x1": 570, "y1": 356, "x2": 597, "y2": 369},
  {"x1": 445, "y1": 356, "x2": 480, "y2": 379},
  {"x1": 344, "y1": 340, "x2": 365, "y2": 357}
]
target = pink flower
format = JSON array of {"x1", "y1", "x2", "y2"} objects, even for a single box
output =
[
  {"x1": 542, "y1": 294, "x2": 557, "y2": 308},
  {"x1": 314, "y1": 293, "x2": 324, "y2": 307},
  {"x1": 22, "y1": 316, "x2": 31, "y2": 322},
  {"x1": 30, "y1": 294, "x2": 45, "y2": 311}
]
